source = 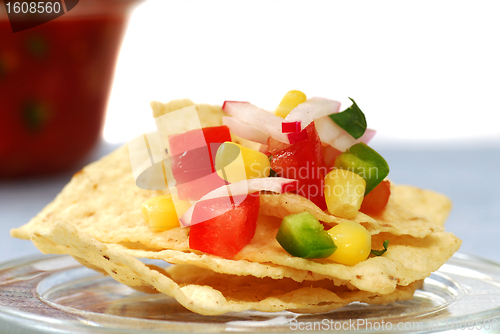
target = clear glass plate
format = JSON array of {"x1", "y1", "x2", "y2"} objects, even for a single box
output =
[{"x1": 1, "y1": 253, "x2": 500, "y2": 333}]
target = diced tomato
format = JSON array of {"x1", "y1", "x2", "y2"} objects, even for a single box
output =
[
  {"x1": 268, "y1": 123, "x2": 328, "y2": 210},
  {"x1": 169, "y1": 126, "x2": 231, "y2": 169},
  {"x1": 176, "y1": 173, "x2": 227, "y2": 201},
  {"x1": 169, "y1": 126, "x2": 231, "y2": 200},
  {"x1": 360, "y1": 180, "x2": 391, "y2": 216},
  {"x1": 170, "y1": 146, "x2": 213, "y2": 184},
  {"x1": 200, "y1": 126, "x2": 233, "y2": 167},
  {"x1": 322, "y1": 144, "x2": 343, "y2": 169},
  {"x1": 189, "y1": 193, "x2": 260, "y2": 259}
]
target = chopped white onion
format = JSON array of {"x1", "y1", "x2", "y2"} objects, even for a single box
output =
[
  {"x1": 222, "y1": 99, "x2": 375, "y2": 150},
  {"x1": 180, "y1": 177, "x2": 298, "y2": 227},
  {"x1": 315, "y1": 116, "x2": 376, "y2": 151},
  {"x1": 284, "y1": 97, "x2": 341, "y2": 131},
  {"x1": 223, "y1": 101, "x2": 289, "y2": 143},
  {"x1": 222, "y1": 116, "x2": 269, "y2": 144}
]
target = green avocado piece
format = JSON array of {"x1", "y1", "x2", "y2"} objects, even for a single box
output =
[{"x1": 276, "y1": 212, "x2": 336, "y2": 259}]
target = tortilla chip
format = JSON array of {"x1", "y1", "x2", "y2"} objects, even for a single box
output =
[
  {"x1": 233, "y1": 216, "x2": 460, "y2": 294},
  {"x1": 11, "y1": 145, "x2": 446, "y2": 246},
  {"x1": 390, "y1": 184, "x2": 452, "y2": 226},
  {"x1": 30, "y1": 222, "x2": 421, "y2": 315},
  {"x1": 11, "y1": 142, "x2": 461, "y2": 295},
  {"x1": 150, "y1": 99, "x2": 224, "y2": 127},
  {"x1": 111, "y1": 224, "x2": 460, "y2": 295},
  {"x1": 109, "y1": 243, "x2": 357, "y2": 289},
  {"x1": 259, "y1": 189, "x2": 446, "y2": 238},
  {"x1": 11, "y1": 145, "x2": 189, "y2": 251}
]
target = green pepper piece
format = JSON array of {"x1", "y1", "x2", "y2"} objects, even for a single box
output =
[
  {"x1": 276, "y1": 212, "x2": 336, "y2": 259},
  {"x1": 334, "y1": 143, "x2": 389, "y2": 195}
]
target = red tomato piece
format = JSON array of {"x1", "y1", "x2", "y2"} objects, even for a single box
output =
[
  {"x1": 170, "y1": 146, "x2": 213, "y2": 184},
  {"x1": 360, "y1": 180, "x2": 391, "y2": 216},
  {"x1": 176, "y1": 172, "x2": 227, "y2": 201},
  {"x1": 189, "y1": 193, "x2": 260, "y2": 259},
  {"x1": 169, "y1": 125, "x2": 231, "y2": 172},
  {"x1": 322, "y1": 144, "x2": 343, "y2": 169},
  {"x1": 169, "y1": 126, "x2": 231, "y2": 199},
  {"x1": 268, "y1": 123, "x2": 328, "y2": 210}
]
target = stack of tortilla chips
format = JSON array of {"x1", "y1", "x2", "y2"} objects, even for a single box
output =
[{"x1": 11, "y1": 102, "x2": 461, "y2": 315}]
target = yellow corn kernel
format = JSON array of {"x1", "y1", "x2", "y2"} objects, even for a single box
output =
[
  {"x1": 324, "y1": 169, "x2": 365, "y2": 219},
  {"x1": 326, "y1": 221, "x2": 371, "y2": 266},
  {"x1": 215, "y1": 142, "x2": 270, "y2": 183},
  {"x1": 275, "y1": 90, "x2": 307, "y2": 118},
  {"x1": 141, "y1": 195, "x2": 191, "y2": 231}
]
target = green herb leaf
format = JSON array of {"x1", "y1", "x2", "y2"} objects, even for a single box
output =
[
  {"x1": 328, "y1": 98, "x2": 367, "y2": 139},
  {"x1": 371, "y1": 240, "x2": 389, "y2": 256}
]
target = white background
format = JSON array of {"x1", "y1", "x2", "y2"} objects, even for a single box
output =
[{"x1": 104, "y1": 0, "x2": 500, "y2": 147}]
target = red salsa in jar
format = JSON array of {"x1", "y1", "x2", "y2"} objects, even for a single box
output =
[{"x1": 0, "y1": 1, "x2": 140, "y2": 177}]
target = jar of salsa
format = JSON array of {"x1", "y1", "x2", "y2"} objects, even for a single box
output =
[{"x1": 0, "y1": 0, "x2": 143, "y2": 177}]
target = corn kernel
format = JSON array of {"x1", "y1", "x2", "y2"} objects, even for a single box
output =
[
  {"x1": 275, "y1": 90, "x2": 307, "y2": 118},
  {"x1": 141, "y1": 195, "x2": 191, "y2": 231},
  {"x1": 326, "y1": 221, "x2": 371, "y2": 266},
  {"x1": 324, "y1": 169, "x2": 365, "y2": 219},
  {"x1": 215, "y1": 142, "x2": 270, "y2": 183}
]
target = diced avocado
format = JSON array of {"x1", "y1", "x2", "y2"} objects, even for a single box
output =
[{"x1": 276, "y1": 212, "x2": 336, "y2": 259}]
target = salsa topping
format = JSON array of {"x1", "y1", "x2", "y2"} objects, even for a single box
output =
[
  {"x1": 170, "y1": 125, "x2": 231, "y2": 200},
  {"x1": 215, "y1": 142, "x2": 270, "y2": 183},
  {"x1": 276, "y1": 211, "x2": 336, "y2": 259},
  {"x1": 275, "y1": 90, "x2": 307, "y2": 119},
  {"x1": 326, "y1": 221, "x2": 372, "y2": 266},
  {"x1": 179, "y1": 177, "x2": 299, "y2": 228},
  {"x1": 189, "y1": 193, "x2": 260, "y2": 258},
  {"x1": 334, "y1": 142, "x2": 390, "y2": 195},
  {"x1": 142, "y1": 91, "x2": 392, "y2": 262},
  {"x1": 268, "y1": 123, "x2": 328, "y2": 210}
]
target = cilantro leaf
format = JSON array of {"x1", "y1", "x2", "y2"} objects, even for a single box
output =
[
  {"x1": 371, "y1": 240, "x2": 389, "y2": 256},
  {"x1": 328, "y1": 98, "x2": 367, "y2": 139}
]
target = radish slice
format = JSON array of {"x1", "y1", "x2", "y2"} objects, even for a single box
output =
[
  {"x1": 284, "y1": 97, "x2": 341, "y2": 132},
  {"x1": 287, "y1": 127, "x2": 309, "y2": 144},
  {"x1": 359, "y1": 128, "x2": 376, "y2": 143},
  {"x1": 282, "y1": 121, "x2": 301, "y2": 133},
  {"x1": 332, "y1": 128, "x2": 376, "y2": 151},
  {"x1": 180, "y1": 177, "x2": 298, "y2": 227},
  {"x1": 222, "y1": 116, "x2": 268, "y2": 144},
  {"x1": 315, "y1": 116, "x2": 376, "y2": 151},
  {"x1": 222, "y1": 101, "x2": 289, "y2": 143}
]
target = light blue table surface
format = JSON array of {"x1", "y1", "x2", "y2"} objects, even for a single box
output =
[{"x1": 1, "y1": 140, "x2": 499, "y2": 265}]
